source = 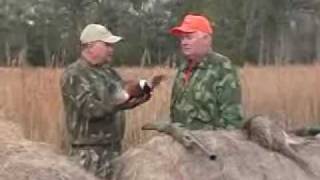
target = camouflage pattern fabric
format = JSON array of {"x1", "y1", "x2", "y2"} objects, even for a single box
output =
[
  {"x1": 69, "y1": 144, "x2": 120, "y2": 179},
  {"x1": 61, "y1": 58, "x2": 126, "y2": 179},
  {"x1": 170, "y1": 51, "x2": 243, "y2": 130}
]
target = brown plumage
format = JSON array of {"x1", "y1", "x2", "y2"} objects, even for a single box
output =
[
  {"x1": 150, "y1": 75, "x2": 166, "y2": 88},
  {"x1": 123, "y1": 74, "x2": 166, "y2": 98},
  {"x1": 243, "y1": 115, "x2": 317, "y2": 177},
  {"x1": 123, "y1": 79, "x2": 143, "y2": 98}
]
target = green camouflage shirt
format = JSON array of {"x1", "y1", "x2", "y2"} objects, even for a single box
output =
[
  {"x1": 60, "y1": 58, "x2": 126, "y2": 151},
  {"x1": 170, "y1": 51, "x2": 243, "y2": 130}
]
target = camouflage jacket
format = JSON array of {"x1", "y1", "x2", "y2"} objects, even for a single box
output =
[
  {"x1": 60, "y1": 58, "x2": 125, "y2": 151},
  {"x1": 170, "y1": 51, "x2": 243, "y2": 130}
]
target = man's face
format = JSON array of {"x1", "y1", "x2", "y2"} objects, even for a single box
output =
[
  {"x1": 179, "y1": 31, "x2": 212, "y2": 62},
  {"x1": 87, "y1": 41, "x2": 114, "y2": 65}
]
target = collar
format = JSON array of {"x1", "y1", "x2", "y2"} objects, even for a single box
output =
[{"x1": 179, "y1": 51, "x2": 214, "y2": 72}]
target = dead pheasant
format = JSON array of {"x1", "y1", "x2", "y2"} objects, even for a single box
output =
[{"x1": 124, "y1": 74, "x2": 166, "y2": 98}]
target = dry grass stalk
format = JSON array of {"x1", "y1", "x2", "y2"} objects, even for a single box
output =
[{"x1": 0, "y1": 65, "x2": 319, "y2": 151}]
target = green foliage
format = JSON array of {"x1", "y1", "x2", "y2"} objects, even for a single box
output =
[{"x1": 0, "y1": 0, "x2": 316, "y2": 66}]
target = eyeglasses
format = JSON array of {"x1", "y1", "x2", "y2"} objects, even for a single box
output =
[
  {"x1": 81, "y1": 41, "x2": 114, "y2": 48},
  {"x1": 103, "y1": 42, "x2": 114, "y2": 48}
]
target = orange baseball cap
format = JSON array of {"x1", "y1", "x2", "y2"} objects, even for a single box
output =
[{"x1": 170, "y1": 14, "x2": 214, "y2": 36}]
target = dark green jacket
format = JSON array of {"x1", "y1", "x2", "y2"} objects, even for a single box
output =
[
  {"x1": 170, "y1": 51, "x2": 243, "y2": 130},
  {"x1": 60, "y1": 58, "x2": 125, "y2": 152}
]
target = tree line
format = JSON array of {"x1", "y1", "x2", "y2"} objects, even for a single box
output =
[{"x1": 1, "y1": 0, "x2": 320, "y2": 67}]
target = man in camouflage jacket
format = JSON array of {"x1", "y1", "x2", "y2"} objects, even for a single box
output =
[
  {"x1": 60, "y1": 24, "x2": 150, "y2": 179},
  {"x1": 169, "y1": 14, "x2": 243, "y2": 130}
]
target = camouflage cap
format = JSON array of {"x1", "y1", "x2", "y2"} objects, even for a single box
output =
[{"x1": 80, "y1": 24, "x2": 122, "y2": 44}]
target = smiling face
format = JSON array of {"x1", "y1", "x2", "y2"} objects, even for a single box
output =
[{"x1": 179, "y1": 31, "x2": 212, "y2": 63}]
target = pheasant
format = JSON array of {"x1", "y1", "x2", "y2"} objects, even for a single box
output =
[{"x1": 123, "y1": 75, "x2": 166, "y2": 98}]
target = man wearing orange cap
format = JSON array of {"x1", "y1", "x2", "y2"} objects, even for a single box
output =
[{"x1": 169, "y1": 14, "x2": 243, "y2": 130}]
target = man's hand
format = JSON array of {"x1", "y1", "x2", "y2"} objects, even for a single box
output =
[
  {"x1": 123, "y1": 79, "x2": 145, "y2": 98},
  {"x1": 117, "y1": 92, "x2": 151, "y2": 110},
  {"x1": 123, "y1": 74, "x2": 166, "y2": 98}
]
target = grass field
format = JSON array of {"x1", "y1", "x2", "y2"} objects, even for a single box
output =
[{"x1": 0, "y1": 65, "x2": 319, "y2": 152}]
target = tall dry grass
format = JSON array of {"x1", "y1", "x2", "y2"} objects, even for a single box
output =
[
  {"x1": 242, "y1": 65, "x2": 320, "y2": 129},
  {"x1": 0, "y1": 65, "x2": 320, "y2": 152},
  {"x1": 0, "y1": 67, "x2": 174, "y2": 151},
  {"x1": 0, "y1": 68, "x2": 65, "y2": 150}
]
